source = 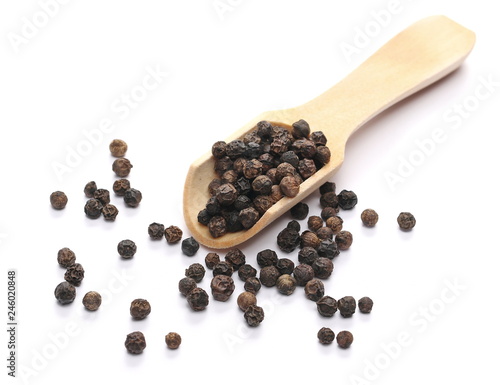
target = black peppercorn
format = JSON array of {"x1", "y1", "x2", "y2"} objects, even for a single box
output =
[
  {"x1": 320, "y1": 192, "x2": 338, "y2": 208},
  {"x1": 251, "y1": 175, "x2": 273, "y2": 195},
  {"x1": 165, "y1": 332, "x2": 182, "y2": 349},
  {"x1": 293, "y1": 264, "x2": 314, "y2": 286},
  {"x1": 257, "y1": 120, "x2": 272, "y2": 138},
  {"x1": 312, "y1": 257, "x2": 334, "y2": 279},
  {"x1": 314, "y1": 146, "x2": 331, "y2": 165},
  {"x1": 238, "y1": 207, "x2": 259, "y2": 229},
  {"x1": 256, "y1": 249, "x2": 278, "y2": 267},
  {"x1": 165, "y1": 225, "x2": 183, "y2": 243},
  {"x1": 54, "y1": 282, "x2": 76, "y2": 305},
  {"x1": 276, "y1": 274, "x2": 297, "y2": 295},
  {"x1": 221, "y1": 170, "x2": 238, "y2": 185},
  {"x1": 57, "y1": 247, "x2": 76, "y2": 268},
  {"x1": 397, "y1": 212, "x2": 416, "y2": 230},
  {"x1": 112, "y1": 158, "x2": 133, "y2": 177},
  {"x1": 338, "y1": 296, "x2": 356, "y2": 317},
  {"x1": 276, "y1": 258, "x2": 295, "y2": 275},
  {"x1": 208, "y1": 178, "x2": 223, "y2": 195},
  {"x1": 181, "y1": 237, "x2": 200, "y2": 256},
  {"x1": 234, "y1": 195, "x2": 252, "y2": 211},
  {"x1": 317, "y1": 327, "x2": 335, "y2": 344},
  {"x1": 319, "y1": 181, "x2": 335, "y2": 195},
  {"x1": 213, "y1": 261, "x2": 233, "y2": 277},
  {"x1": 185, "y1": 263, "x2": 206, "y2": 283},
  {"x1": 298, "y1": 159, "x2": 317, "y2": 179},
  {"x1": 123, "y1": 188, "x2": 142, "y2": 207},
  {"x1": 292, "y1": 119, "x2": 310, "y2": 138},
  {"x1": 125, "y1": 331, "x2": 146, "y2": 354},
  {"x1": 290, "y1": 202, "x2": 309, "y2": 220},
  {"x1": 298, "y1": 247, "x2": 319, "y2": 265},
  {"x1": 130, "y1": 299, "x2": 151, "y2": 320},
  {"x1": 206, "y1": 216, "x2": 226, "y2": 238},
  {"x1": 337, "y1": 190, "x2": 358, "y2": 210},
  {"x1": 316, "y1": 226, "x2": 334, "y2": 241},
  {"x1": 113, "y1": 179, "x2": 130, "y2": 196},
  {"x1": 335, "y1": 231, "x2": 353, "y2": 251},
  {"x1": 358, "y1": 297, "x2": 374, "y2": 313},
  {"x1": 280, "y1": 175, "x2": 300, "y2": 197},
  {"x1": 260, "y1": 266, "x2": 280, "y2": 287},
  {"x1": 178, "y1": 277, "x2": 197, "y2": 296},
  {"x1": 147, "y1": 223, "x2": 165, "y2": 240},
  {"x1": 238, "y1": 264, "x2": 257, "y2": 281},
  {"x1": 197, "y1": 209, "x2": 211, "y2": 225},
  {"x1": 214, "y1": 156, "x2": 233, "y2": 176},
  {"x1": 300, "y1": 231, "x2": 321, "y2": 250},
  {"x1": 211, "y1": 275, "x2": 235, "y2": 301},
  {"x1": 84, "y1": 181, "x2": 97, "y2": 198},
  {"x1": 187, "y1": 288, "x2": 209, "y2": 311},
  {"x1": 304, "y1": 278, "x2": 325, "y2": 302},
  {"x1": 50, "y1": 191, "x2": 68, "y2": 210},
  {"x1": 243, "y1": 159, "x2": 263, "y2": 179},
  {"x1": 310, "y1": 131, "x2": 327, "y2": 146},
  {"x1": 117, "y1": 239, "x2": 137, "y2": 259},
  {"x1": 316, "y1": 296, "x2": 338, "y2": 317},
  {"x1": 225, "y1": 248, "x2": 246, "y2": 270},
  {"x1": 205, "y1": 253, "x2": 220, "y2": 269},
  {"x1": 253, "y1": 195, "x2": 274, "y2": 215},
  {"x1": 212, "y1": 141, "x2": 227, "y2": 159},
  {"x1": 360, "y1": 209, "x2": 378, "y2": 227},
  {"x1": 337, "y1": 331, "x2": 353, "y2": 348},
  {"x1": 317, "y1": 239, "x2": 340, "y2": 259},
  {"x1": 237, "y1": 292, "x2": 257, "y2": 311},
  {"x1": 93, "y1": 189, "x2": 110, "y2": 205},
  {"x1": 216, "y1": 184, "x2": 238, "y2": 206},
  {"x1": 277, "y1": 227, "x2": 300, "y2": 253},
  {"x1": 244, "y1": 277, "x2": 261, "y2": 294},
  {"x1": 226, "y1": 139, "x2": 247, "y2": 159},
  {"x1": 244, "y1": 305, "x2": 265, "y2": 327},
  {"x1": 64, "y1": 263, "x2": 85, "y2": 286},
  {"x1": 286, "y1": 220, "x2": 301, "y2": 233},
  {"x1": 82, "y1": 291, "x2": 102, "y2": 311},
  {"x1": 102, "y1": 204, "x2": 119, "y2": 221},
  {"x1": 307, "y1": 216, "x2": 324, "y2": 232},
  {"x1": 84, "y1": 198, "x2": 102, "y2": 219},
  {"x1": 109, "y1": 139, "x2": 128, "y2": 157},
  {"x1": 326, "y1": 216, "x2": 343, "y2": 234},
  {"x1": 320, "y1": 206, "x2": 338, "y2": 221}
]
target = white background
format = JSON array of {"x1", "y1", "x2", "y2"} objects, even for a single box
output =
[{"x1": 1, "y1": 1, "x2": 499, "y2": 384}]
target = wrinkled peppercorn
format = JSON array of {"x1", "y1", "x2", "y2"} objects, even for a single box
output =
[
  {"x1": 237, "y1": 292, "x2": 257, "y2": 311},
  {"x1": 304, "y1": 278, "x2": 325, "y2": 302},
  {"x1": 117, "y1": 239, "x2": 136, "y2": 259},
  {"x1": 287, "y1": 220, "x2": 301, "y2": 233},
  {"x1": 208, "y1": 179, "x2": 222, "y2": 195},
  {"x1": 276, "y1": 258, "x2": 295, "y2": 275},
  {"x1": 326, "y1": 216, "x2": 343, "y2": 234},
  {"x1": 222, "y1": 170, "x2": 238, "y2": 185},
  {"x1": 335, "y1": 231, "x2": 353, "y2": 251},
  {"x1": 216, "y1": 184, "x2": 238, "y2": 206},
  {"x1": 316, "y1": 296, "x2": 338, "y2": 317},
  {"x1": 82, "y1": 291, "x2": 102, "y2": 311},
  {"x1": 64, "y1": 263, "x2": 85, "y2": 286},
  {"x1": 112, "y1": 158, "x2": 133, "y2": 177},
  {"x1": 238, "y1": 207, "x2": 259, "y2": 229},
  {"x1": 260, "y1": 266, "x2": 280, "y2": 287},
  {"x1": 187, "y1": 288, "x2": 209, "y2": 311},
  {"x1": 84, "y1": 181, "x2": 98, "y2": 198},
  {"x1": 109, "y1": 139, "x2": 128, "y2": 157},
  {"x1": 292, "y1": 119, "x2": 310, "y2": 138},
  {"x1": 310, "y1": 131, "x2": 327, "y2": 146},
  {"x1": 50, "y1": 191, "x2": 68, "y2": 210},
  {"x1": 243, "y1": 159, "x2": 263, "y2": 179},
  {"x1": 253, "y1": 195, "x2": 274, "y2": 215},
  {"x1": 214, "y1": 156, "x2": 233, "y2": 176},
  {"x1": 257, "y1": 249, "x2": 278, "y2": 267},
  {"x1": 205, "y1": 253, "x2": 220, "y2": 269},
  {"x1": 338, "y1": 296, "x2": 356, "y2": 317},
  {"x1": 298, "y1": 159, "x2": 317, "y2": 179},
  {"x1": 147, "y1": 222, "x2": 164, "y2": 240},
  {"x1": 225, "y1": 249, "x2": 246, "y2": 270},
  {"x1": 84, "y1": 198, "x2": 102, "y2": 219},
  {"x1": 316, "y1": 226, "x2": 334, "y2": 241},
  {"x1": 113, "y1": 179, "x2": 130, "y2": 196},
  {"x1": 102, "y1": 204, "x2": 119, "y2": 220},
  {"x1": 317, "y1": 327, "x2": 335, "y2": 344},
  {"x1": 312, "y1": 257, "x2": 334, "y2": 279},
  {"x1": 165, "y1": 332, "x2": 181, "y2": 349},
  {"x1": 125, "y1": 331, "x2": 146, "y2": 354},
  {"x1": 314, "y1": 146, "x2": 331, "y2": 165},
  {"x1": 293, "y1": 264, "x2": 315, "y2": 286},
  {"x1": 252, "y1": 175, "x2": 273, "y2": 195},
  {"x1": 54, "y1": 282, "x2": 76, "y2": 304},
  {"x1": 212, "y1": 141, "x2": 227, "y2": 158},
  {"x1": 123, "y1": 188, "x2": 142, "y2": 207},
  {"x1": 165, "y1": 225, "x2": 183, "y2": 244},
  {"x1": 276, "y1": 274, "x2": 297, "y2": 295},
  {"x1": 181, "y1": 237, "x2": 199, "y2": 256},
  {"x1": 307, "y1": 216, "x2": 323, "y2": 232},
  {"x1": 244, "y1": 305, "x2": 265, "y2": 327},
  {"x1": 319, "y1": 182, "x2": 335, "y2": 195},
  {"x1": 244, "y1": 277, "x2": 261, "y2": 294},
  {"x1": 93, "y1": 189, "x2": 110, "y2": 205},
  {"x1": 213, "y1": 261, "x2": 233, "y2": 277},
  {"x1": 277, "y1": 227, "x2": 300, "y2": 253},
  {"x1": 238, "y1": 264, "x2": 257, "y2": 281},
  {"x1": 361, "y1": 209, "x2": 379, "y2": 227},
  {"x1": 280, "y1": 175, "x2": 300, "y2": 197},
  {"x1": 338, "y1": 190, "x2": 358, "y2": 210},
  {"x1": 130, "y1": 298, "x2": 151, "y2": 320},
  {"x1": 57, "y1": 247, "x2": 76, "y2": 268},
  {"x1": 397, "y1": 212, "x2": 416, "y2": 230},
  {"x1": 185, "y1": 263, "x2": 206, "y2": 283},
  {"x1": 317, "y1": 239, "x2": 339, "y2": 259},
  {"x1": 280, "y1": 151, "x2": 300, "y2": 168},
  {"x1": 211, "y1": 275, "x2": 235, "y2": 301},
  {"x1": 321, "y1": 206, "x2": 338, "y2": 221},
  {"x1": 320, "y1": 192, "x2": 338, "y2": 208},
  {"x1": 337, "y1": 331, "x2": 353, "y2": 348},
  {"x1": 298, "y1": 247, "x2": 319, "y2": 265},
  {"x1": 178, "y1": 277, "x2": 197, "y2": 296},
  {"x1": 358, "y1": 297, "x2": 374, "y2": 313},
  {"x1": 290, "y1": 202, "x2": 309, "y2": 220}
]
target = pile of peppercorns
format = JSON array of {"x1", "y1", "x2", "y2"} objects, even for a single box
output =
[{"x1": 197, "y1": 120, "x2": 332, "y2": 237}]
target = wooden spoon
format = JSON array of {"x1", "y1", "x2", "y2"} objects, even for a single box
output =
[{"x1": 183, "y1": 15, "x2": 475, "y2": 249}]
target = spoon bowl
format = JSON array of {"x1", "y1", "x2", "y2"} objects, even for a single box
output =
[{"x1": 183, "y1": 15, "x2": 475, "y2": 249}]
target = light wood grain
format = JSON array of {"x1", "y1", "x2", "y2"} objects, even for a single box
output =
[{"x1": 183, "y1": 15, "x2": 475, "y2": 249}]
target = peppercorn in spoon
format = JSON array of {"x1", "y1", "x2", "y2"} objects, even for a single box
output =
[{"x1": 184, "y1": 15, "x2": 475, "y2": 248}]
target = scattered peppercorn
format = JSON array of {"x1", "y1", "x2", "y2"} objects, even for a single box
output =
[
  {"x1": 54, "y1": 282, "x2": 76, "y2": 305},
  {"x1": 287, "y1": 220, "x2": 301, "y2": 233},
  {"x1": 326, "y1": 216, "x2": 343, "y2": 234},
  {"x1": 312, "y1": 257, "x2": 334, "y2": 279},
  {"x1": 125, "y1": 331, "x2": 146, "y2": 354},
  {"x1": 225, "y1": 248, "x2": 246, "y2": 270},
  {"x1": 165, "y1": 332, "x2": 182, "y2": 349},
  {"x1": 336, "y1": 331, "x2": 353, "y2": 349},
  {"x1": 130, "y1": 299, "x2": 151, "y2": 320},
  {"x1": 320, "y1": 192, "x2": 338, "y2": 208},
  {"x1": 164, "y1": 225, "x2": 183, "y2": 244},
  {"x1": 84, "y1": 198, "x2": 102, "y2": 219},
  {"x1": 117, "y1": 239, "x2": 137, "y2": 259},
  {"x1": 317, "y1": 239, "x2": 340, "y2": 259},
  {"x1": 178, "y1": 277, "x2": 197, "y2": 296},
  {"x1": 316, "y1": 296, "x2": 338, "y2": 317},
  {"x1": 300, "y1": 231, "x2": 321, "y2": 249},
  {"x1": 320, "y1": 206, "x2": 338, "y2": 221},
  {"x1": 238, "y1": 264, "x2": 257, "y2": 281},
  {"x1": 82, "y1": 291, "x2": 102, "y2": 311},
  {"x1": 187, "y1": 288, "x2": 209, "y2": 311},
  {"x1": 148, "y1": 222, "x2": 165, "y2": 240},
  {"x1": 358, "y1": 297, "x2": 374, "y2": 313},
  {"x1": 277, "y1": 227, "x2": 300, "y2": 253},
  {"x1": 237, "y1": 292, "x2": 257, "y2": 311},
  {"x1": 123, "y1": 188, "x2": 142, "y2": 207},
  {"x1": 112, "y1": 179, "x2": 130, "y2": 196},
  {"x1": 102, "y1": 204, "x2": 119, "y2": 220},
  {"x1": 109, "y1": 139, "x2": 128, "y2": 157},
  {"x1": 112, "y1": 158, "x2": 133, "y2": 177},
  {"x1": 307, "y1": 216, "x2": 323, "y2": 232},
  {"x1": 335, "y1": 231, "x2": 353, "y2": 251},
  {"x1": 256, "y1": 249, "x2": 278, "y2": 267},
  {"x1": 211, "y1": 275, "x2": 235, "y2": 302},
  {"x1": 260, "y1": 266, "x2": 281, "y2": 287},
  {"x1": 276, "y1": 258, "x2": 295, "y2": 275},
  {"x1": 50, "y1": 191, "x2": 68, "y2": 210},
  {"x1": 338, "y1": 296, "x2": 356, "y2": 317},
  {"x1": 57, "y1": 247, "x2": 76, "y2": 268},
  {"x1": 319, "y1": 181, "x2": 335, "y2": 195},
  {"x1": 337, "y1": 190, "x2": 358, "y2": 210},
  {"x1": 181, "y1": 237, "x2": 199, "y2": 256},
  {"x1": 213, "y1": 261, "x2": 233, "y2": 277},
  {"x1": 185, "y1": 263, "x2": 206, "y2": 283},
  {"x1": 205, "y1": 253, "x2": 220, "y2": 269},
  {"x1": 244, "y1": 305, "x2": 265, "y2": 327},
  {"x1": 64, "y1": 263, "x2": 85, "y2": 286},
  {"x1": 317, "y1": 327, "x2": 335, "y2": 344},
  {"x1": 304, "y1": 278, "x2": 325, "y2": 301},
  {"x1": 83, "y1": 181, "x2": 97, "y2": 198},
  {"x1": 293, "y1": 264, "x2": 315, "y2": 286},
  {"x1": 276, "y1": 274, "x2": 297, "y2": 295},
  {"x1": 93, "y1": 189, "x2": 110, "y2": 205},
  {"x1": 397, "y1": 212, "x2": 416, "y2": 230},
  {"x1": 298, "y1": 247, "x2": 319, "y2": 265},
  {"x1": 244, "y1": 277, "x2": 261, "y2": 294},
  {"x1": 361, "y1": 209, "x2": 379, "y2": 227}
]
